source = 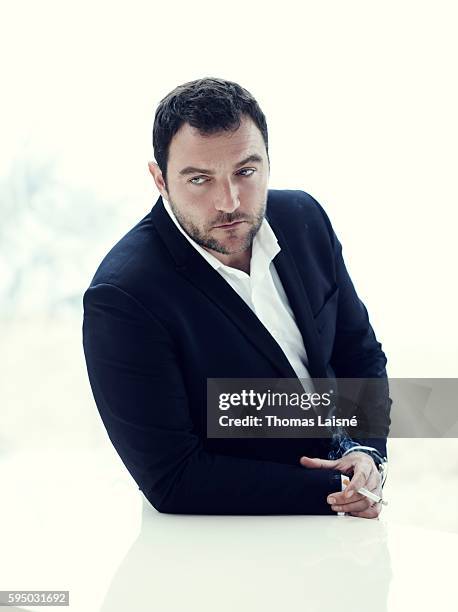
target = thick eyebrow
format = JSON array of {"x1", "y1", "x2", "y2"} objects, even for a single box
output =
[{"x1": 178, "y1": 153, "x2": 263, "y2": 176}]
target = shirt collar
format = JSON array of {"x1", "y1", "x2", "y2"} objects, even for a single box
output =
[{"x1": 162, "y1": 196, "x2": 280, "y2": 275}]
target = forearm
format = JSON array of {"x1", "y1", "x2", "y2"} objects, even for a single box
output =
[
  {"x1": 83, "y1": 283, "x2": 340, "y2": 516},
  {"x1": 148, "y1": 446, "x2": 341, "y2": 515}
]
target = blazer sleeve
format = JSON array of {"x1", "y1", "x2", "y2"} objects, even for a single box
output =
[
  {"x1": 82, "y1": 282, "x2": 340, "y2": 515},
  {"x1": 309, "y1": 194, "x2": 392, "y2": 460}
]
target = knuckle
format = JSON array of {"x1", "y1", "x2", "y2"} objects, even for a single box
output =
[
  {"x1": 350, "y1": 501, "x2": 368, "y2": 513},
  {"x1": 370, "y1": 503, "x2": 381, "y2": 517}
]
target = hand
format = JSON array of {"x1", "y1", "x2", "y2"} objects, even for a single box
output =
[{"x1": 300, "y1": 451, "x2": 383, "y2": 519}]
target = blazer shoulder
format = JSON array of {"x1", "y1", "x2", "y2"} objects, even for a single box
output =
[
  {"x1": 86, "y1": 209, "x2": 168, "y2": 293},
  {"x1": 266, "y1": 188, "x2": 335, "y2": 239}
]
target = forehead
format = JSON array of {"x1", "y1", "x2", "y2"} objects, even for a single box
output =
[{"x1": 167, "y1": 116, "x2": 265, "y2": 168}]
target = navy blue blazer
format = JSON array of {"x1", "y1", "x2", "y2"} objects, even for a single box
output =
[{"x1": 82, "y1": 189, "x2": 390, "y2": 514}]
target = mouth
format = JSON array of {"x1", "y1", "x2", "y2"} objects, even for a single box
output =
[{"x1": 213, "y1": 220, "x2": 246, "y2": 228}]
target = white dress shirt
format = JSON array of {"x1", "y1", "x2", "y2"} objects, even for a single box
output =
[
  {"x1": 162, "y1": 198, "x2": 385, "y2": 468},
  {"x1": 162, "y1": 197, "x2": 313, "y2": 384}
]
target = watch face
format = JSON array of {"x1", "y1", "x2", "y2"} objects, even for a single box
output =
[
  {"x1": 378, "y1": 462, "x2": 388, "y2": 485},
  {"x1": 372, "y1": 452, "x2": 386, "y2": 467}
]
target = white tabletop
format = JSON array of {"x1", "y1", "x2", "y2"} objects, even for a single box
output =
[
  {"x1": 99, "y1": 499, "x2": 456, "y2": 612},
  {"x1": 1, "y1": 448, "x2": 456, "y2": 612}
]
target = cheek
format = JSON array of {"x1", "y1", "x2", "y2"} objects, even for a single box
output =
[
  {"x1": 243, "y1": 176, "x2": 268, "y2": 201},
  {"x1": 186, "y1": 201, "x2": 214, "y2": 228},
  {"x1": 241, "y1": 178, "x2": 260, "y2": 193}
]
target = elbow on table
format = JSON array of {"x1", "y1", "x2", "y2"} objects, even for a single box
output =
[{"x1": 142, "y1": 482, "x2": 193, "y2": 515}]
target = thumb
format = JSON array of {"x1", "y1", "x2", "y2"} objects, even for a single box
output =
[{"x1": 300, "y1": 455, "x2": 338, "y2": 469}]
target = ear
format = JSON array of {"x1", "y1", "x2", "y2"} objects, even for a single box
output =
[{"x1": 148, "y1": 161, "x2": 169, "y2": 199}]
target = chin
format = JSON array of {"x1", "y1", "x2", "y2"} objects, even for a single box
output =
[{"x1": 222, "y1": 237, "x2": 252, "y2": 254}]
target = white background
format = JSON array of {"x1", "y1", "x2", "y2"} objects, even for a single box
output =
[{"x1": 1, "y1": 1, "x2": 457, "y2": 609}]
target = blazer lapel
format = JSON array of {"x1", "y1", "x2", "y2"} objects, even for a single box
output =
[
  {"x1": 267, "y1": 218, "x2": 328, "y2": 379},
  {"x1": 151, "y1": 195, "x2": 329, "y2": 379},
  {"x1": 151, "y1": 196, "x2": 298, "y2": 378}
]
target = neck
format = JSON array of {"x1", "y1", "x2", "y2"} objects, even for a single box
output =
[{"x1": 203, "y1": 246, "x2": 251, "y2": 275}]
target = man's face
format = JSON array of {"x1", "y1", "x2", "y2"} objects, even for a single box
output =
[{"x1": 150, "y1": 115, "x2": 270, "y2": 260}]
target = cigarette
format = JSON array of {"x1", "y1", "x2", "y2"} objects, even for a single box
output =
[
  {"x1": 357, "y1": 486, "x2": 388, "y2": 506},
  {"x1": 339, "y1": 476, "x2": 388, "y2": 513}
]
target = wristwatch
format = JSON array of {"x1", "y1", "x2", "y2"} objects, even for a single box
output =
[{"x1": 341, "y1": 445, "x2": 389, "y2": 486}]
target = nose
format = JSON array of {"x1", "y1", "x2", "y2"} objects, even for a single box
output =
[{"x1": 213, "y1": 181, "x2": 240, "y2": 214}]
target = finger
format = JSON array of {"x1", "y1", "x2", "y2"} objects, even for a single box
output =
[
  {"x1": 331, "y1": 497, "x2": 372, "y2": 513},
  {"x1": 327, "y1": 490, "x2": 365, "y2": 505},
  {"x1": 300, "y1": 456, "x2": 338, "y2": 469},
  {"x1": 362, "y1": 480, "x2": 383, "y2": 503},
  {"x1": 330, "y1": 479, "x2": 383, "y2": 507},
  {"x1": 344, "y1": 464, "x2": 374, "y2": 499},
  {"x1": 359, "y1": 473, "x2": 383, "y2": 500},
  {"x1": 326, "y1": 463, "x2": 377, "y2": 505},
  {"x1": 362, "y1": 464, "x2": 382, "y2": 493},
  {"x1": 350, "y1": 502, "x2": 382, "y2": 519}
]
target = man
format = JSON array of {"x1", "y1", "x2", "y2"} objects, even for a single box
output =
[{"x1": 82, "y1": 77, "x2": 391, "y2": 518}]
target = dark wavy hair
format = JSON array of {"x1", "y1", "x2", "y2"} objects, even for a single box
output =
[{"x1": 152, "y1": 76, "x2": 269, "y2": 187}]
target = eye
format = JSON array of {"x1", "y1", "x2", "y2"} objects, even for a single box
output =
[
  {"x1": 189, "y1": 176, "x2": 207, "y2": 185},
  {"x1": 237, "y1": 168, "x2": 256, "y2": 177},
  {"x1": 188, "y1": 168, "x2": 257, "y2": 186}
]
